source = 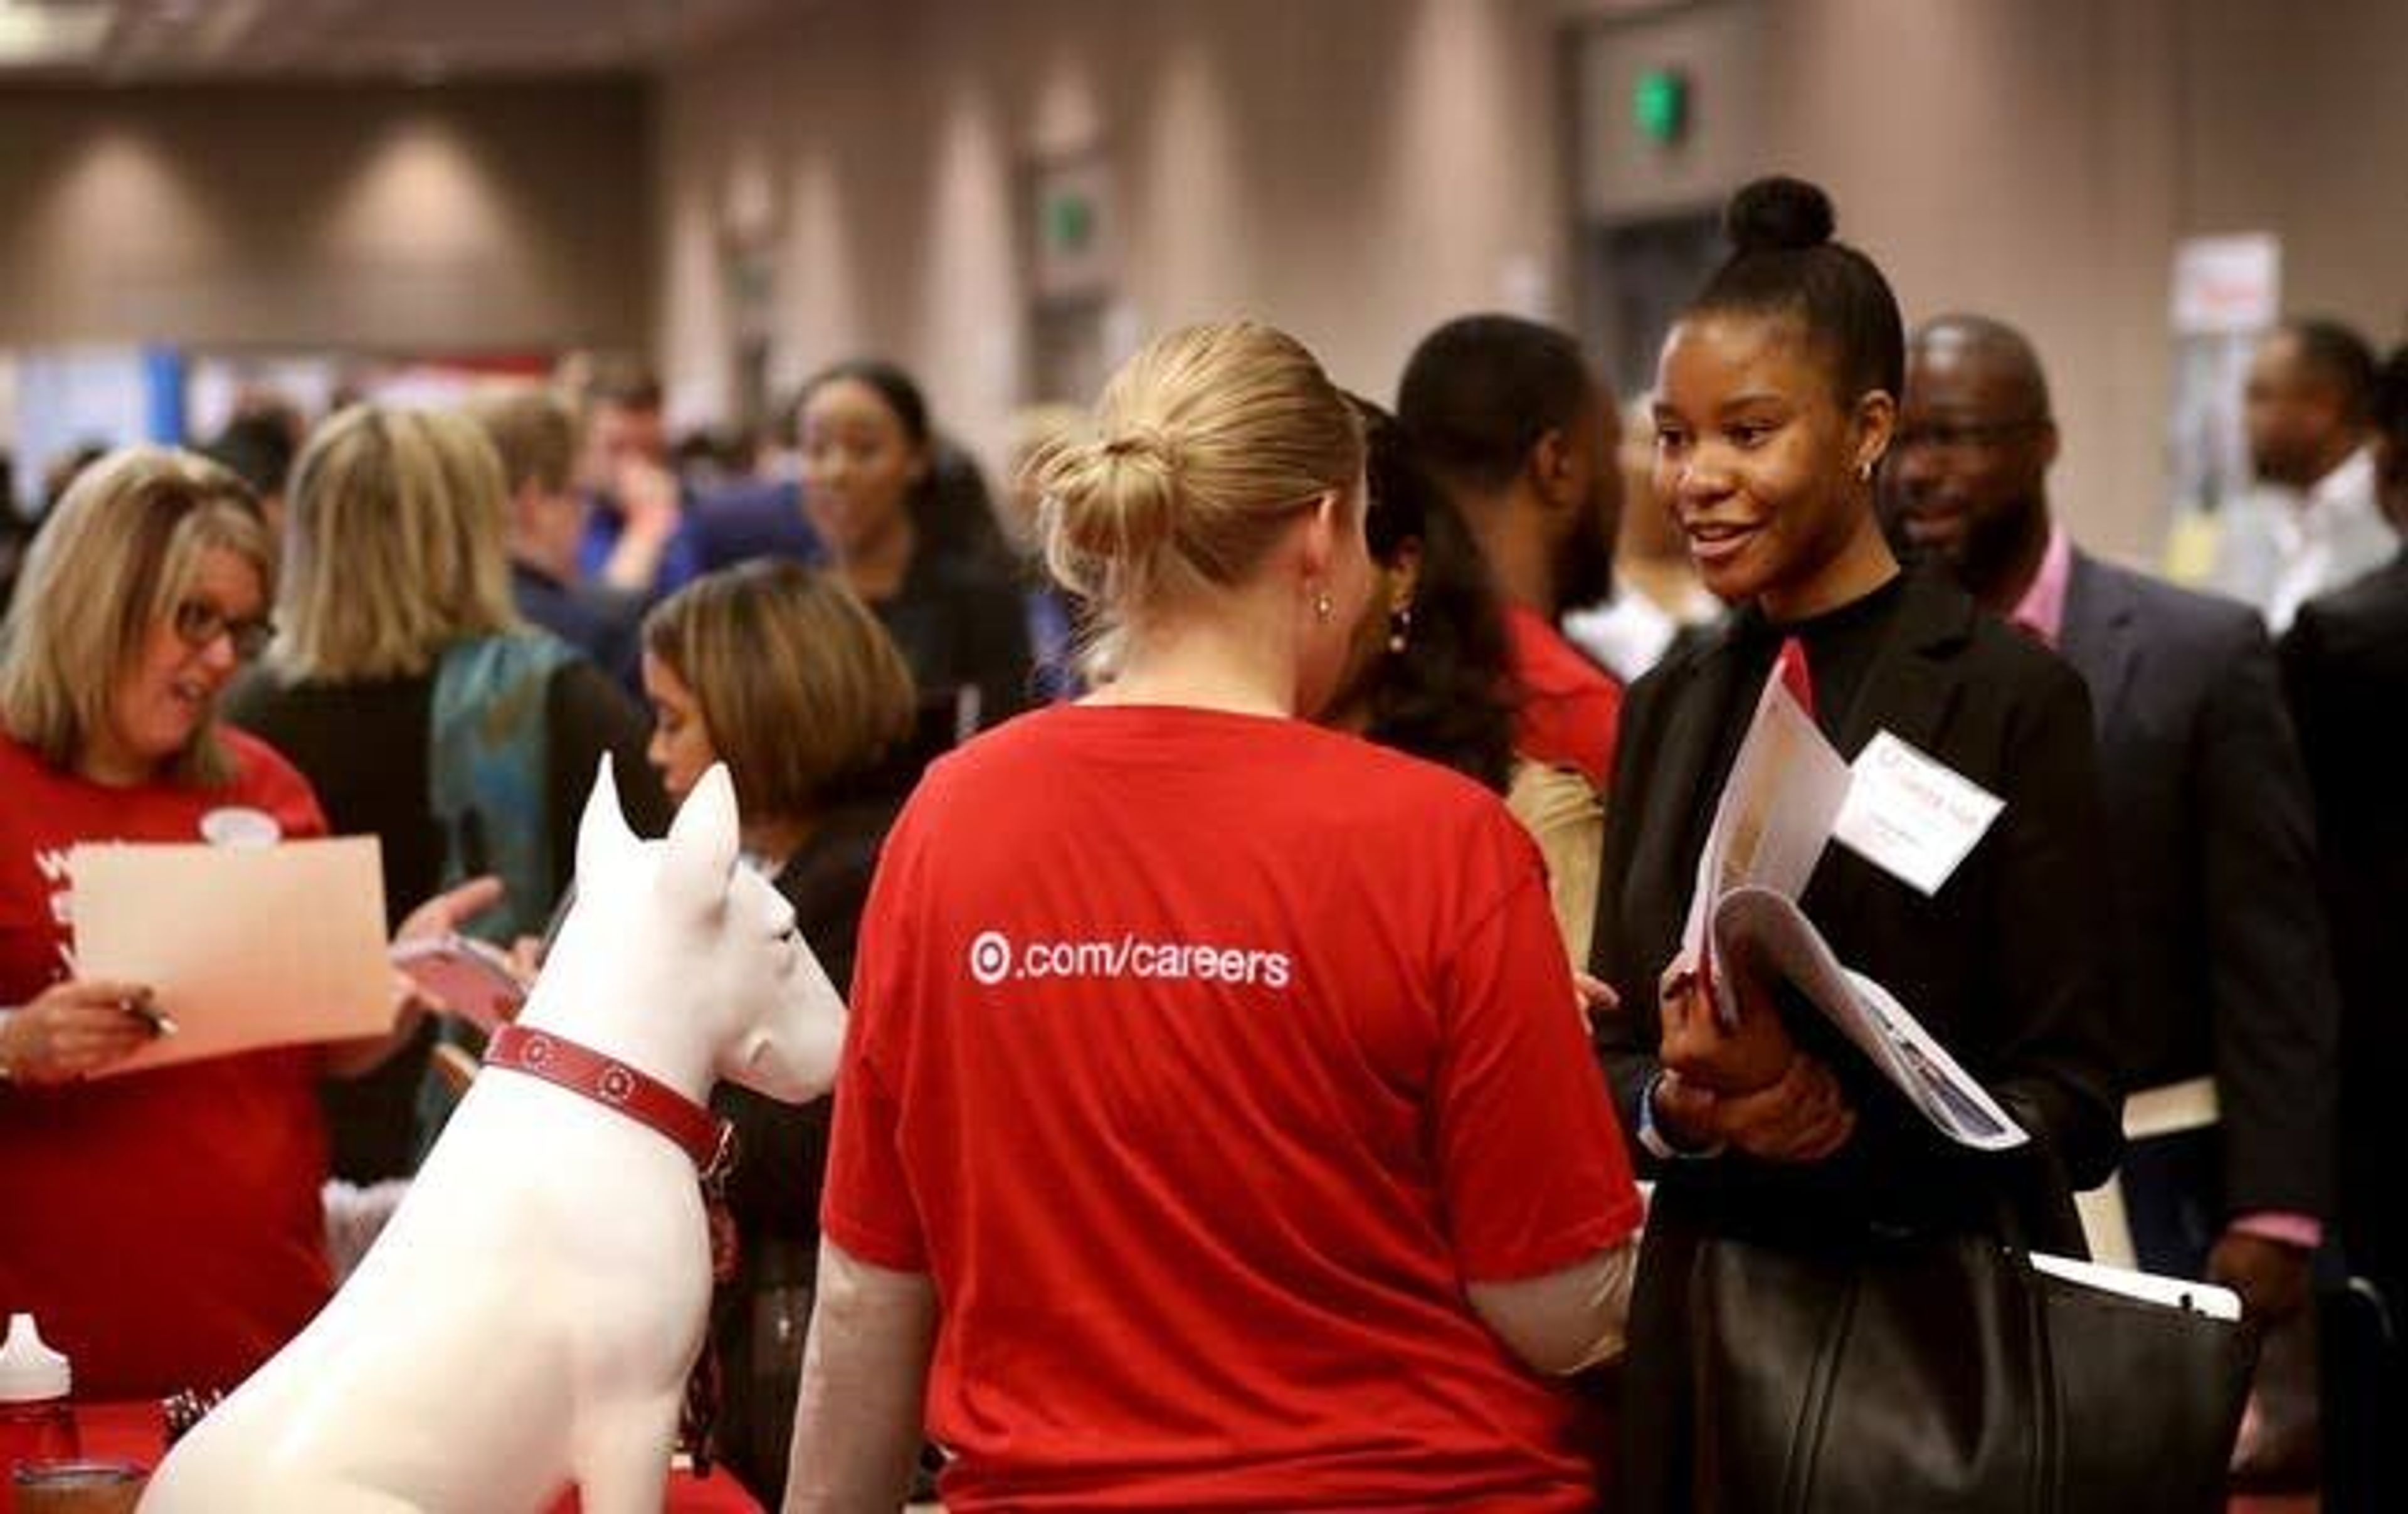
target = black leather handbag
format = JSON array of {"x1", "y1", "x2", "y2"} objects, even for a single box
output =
[{"x1": 1689, "y1": 1228, "x2": 2257, "y2": 1513}]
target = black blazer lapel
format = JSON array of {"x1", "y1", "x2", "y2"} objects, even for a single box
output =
[
  {"x1": 1635, "y1": 625, "x2": 1753, "y2": 921},
  {"x1": 2057, "y1": 550, "x2": 2141, "y2": 738}
]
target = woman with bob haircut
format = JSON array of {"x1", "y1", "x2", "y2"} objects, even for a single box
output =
[
  {"x1": 637, "y1": 558, "x2": 918, "y2": 1506},
  {"x1": 0, "y1": 447, "x2": 493, "y2": 1397},
  {"x1": 227, "y1": 404, "x2": 666, "y2": 1179},
  {"x1": 786, "y1": 320, "x2": 1643, "y2": 1511}
]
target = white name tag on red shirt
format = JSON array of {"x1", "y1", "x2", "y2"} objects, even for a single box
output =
[{"x1": 1831, "y1": 731, "x2": 2004, "y2": 896}]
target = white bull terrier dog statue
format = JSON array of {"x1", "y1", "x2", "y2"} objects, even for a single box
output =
[{"x1": 145, "y1": 760, "x2": 847, "y2": 1513}]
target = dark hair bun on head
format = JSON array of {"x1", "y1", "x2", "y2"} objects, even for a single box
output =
[{"x1": 1726, "y1": 176, "x2": 1836, "y2": 255}]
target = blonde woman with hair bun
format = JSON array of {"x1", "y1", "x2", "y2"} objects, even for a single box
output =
[{"x1": 790, "y1": 321, "x2": 1643, "y2": 1511}]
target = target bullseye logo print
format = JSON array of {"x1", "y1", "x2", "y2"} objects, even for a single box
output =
[{"x1": 969, "y1": 930, "x2": 1013, "y2": 985}]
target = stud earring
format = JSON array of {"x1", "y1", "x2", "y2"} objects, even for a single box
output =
[
  {"x1": 1857, "y1": 459, "x2": 1876, "y2": 483},
  {"x1": 1313, "y1": 588, "x2": 1334, "y2": 622},
  {"x1": 1386, "y1": 604, "x2": 1413, "y2": 654}
]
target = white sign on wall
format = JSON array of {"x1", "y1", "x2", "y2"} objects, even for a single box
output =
[
  {"x1": 2169, "y1": 233, "x2": 2281, "y2": 336},
  {"x1": 2161, "y1": 232, "x2": 2283, "y2": 583}
]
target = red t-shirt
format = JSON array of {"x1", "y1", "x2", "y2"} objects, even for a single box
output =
[
  {"x1": 1505, "y1": 604, "x2": 1623, "y2": 791},
  {"x1": 0, "y1": 728, "x2": 335, "y2": 1398},
  {"x1": 824, "y1": 704, "x2": 1643, "y2": 1511}
]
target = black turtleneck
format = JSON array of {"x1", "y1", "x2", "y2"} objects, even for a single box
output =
[
  {"x1": 1763, "y1": 569, "x2": 1909, "y2": 743},
  {"x1": 1689, "y1": 570, "x2": 1911, "y2": 813}
]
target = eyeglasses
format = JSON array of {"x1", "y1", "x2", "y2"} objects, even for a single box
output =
[
  {"x1": 1893, "y1": 418, "x2": 2050, "y2": 455},
  {"x1": 171, "y1": 598, "x2": 275, "y2": 662}
]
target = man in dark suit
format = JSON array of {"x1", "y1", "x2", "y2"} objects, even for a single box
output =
[
  {"x1": 1890, "y1": 315, "x2": 2338, "y2": 1340},
  {"x1": 2280, "y1": 346, "x2": 2408, "y2": 1505}
]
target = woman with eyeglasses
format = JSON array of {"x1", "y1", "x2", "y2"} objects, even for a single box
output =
[
  {"x1": 0, "y1": 447, "x2": 496, "y2": 1399},
  {"x1": 226, "y1": 405, "x2": 668, "y2": 1182}
]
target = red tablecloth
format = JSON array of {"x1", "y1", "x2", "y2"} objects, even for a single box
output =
[{"x1": 74, "y1": 1400, "x2": 763, "y2": 1512}]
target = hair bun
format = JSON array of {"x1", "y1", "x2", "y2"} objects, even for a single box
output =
[
  {"x1": 1035, "y1": 424, "x2": 1182, "y2": 595},
  {"x1": 1725, "y1": 176, "x2": 1836, "y2": 255},
  {"x1": 1101, "y1": 423, "x2": 1178, "y2": 470}
]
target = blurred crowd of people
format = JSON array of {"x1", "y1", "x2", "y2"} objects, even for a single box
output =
[{"x1": 1, "y1": 169, "x2": 2404, "y2": 1511}]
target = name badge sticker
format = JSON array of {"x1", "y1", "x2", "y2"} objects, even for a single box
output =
[
  {"x1": 1831, "y1": 731, "x2": 2004, "y2": 896},
  {"x1": 199, "y1": 806, "x2": 282, "y2": 849}
]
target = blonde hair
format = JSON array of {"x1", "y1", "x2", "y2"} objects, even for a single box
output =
[
  {"x1": 274, "y1": 404, "x2": 523, "y2": 681},
  {"x1": 466, "y1": 384, "x2": 578, "y2": 495},
  {"x1": 1030, "y1": 321, "x2": 1363, "y2": 658},
  {"x1": 642, "y1": 561, "x2": 917, "y2": 823},
  {"x1": 1007, "y1": 402, "x2": 1089, "y2": 476},
  {"x1": 0, "y1": 446, "x2": 271, "y2": 786}
]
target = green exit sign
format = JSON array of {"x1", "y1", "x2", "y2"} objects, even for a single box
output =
[
  {"x1": 1634, "y1": 67, "x2": 1689, "y2": 145},
  {"x1": 1043, "y1": 192, "x2": 1096, "y2": 255}
]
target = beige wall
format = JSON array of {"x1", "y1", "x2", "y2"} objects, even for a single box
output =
[
  {"x1": 1751, "y1": 0, "x2": 2185, "y2": 561},
  {"x1": 2177, "y1": 0, "x2": 2408, "y2": 345},
  {"x1": 1573, "y1": 0, "x2": 2408, "y2": 561},
  {"x1": 0, "y1": 81, "x2": 653, "y2": 353},
  {"x1": 658, "y1": 0, "x2": 2408, "y2": 562},
  {"x1": 658, "y1": 0, "x2": 1568, "y2": 474}
]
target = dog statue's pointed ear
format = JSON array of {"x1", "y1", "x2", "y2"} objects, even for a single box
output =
[
  {"x1": 575, "y1": 756, "x2": 635, "y2": 888},
  {"x1": 660, "y1": 762, "x2": 742, "y2": 909}
]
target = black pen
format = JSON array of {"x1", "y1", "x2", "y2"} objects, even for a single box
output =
[{"x1": 122, "y1": 995, "x2": 179, "y2": 1038}]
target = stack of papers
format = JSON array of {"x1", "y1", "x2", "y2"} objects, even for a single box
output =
[
  {"x1": 1679, "y1": 663, "x2": 2027, "y2": 1151},
  {"x1": 70, "y1": 837, "x2": 391, "y2": 1076},
  {"x1": 1714, "y1": 886, "x2": 2026, "y2": 1150}
]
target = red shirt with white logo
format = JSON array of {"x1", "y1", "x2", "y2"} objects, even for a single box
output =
[
  {"x1": 0, "y1": 728, "x2": 334, "y2": 1398},
  {"x1": 825, "y1": 704, "x2": 1642, "y2": 1510},
  {"x1": 1505, "y1": 604, "x2": 1623, "y2": 791}
]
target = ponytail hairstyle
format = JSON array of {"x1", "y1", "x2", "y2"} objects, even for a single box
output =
[
  {"x1": 1351, "y1": 398, "x2": 1518, "y2": 793},
  {"x1": 1689, "y1": 176, "x2": 1905, "y2": 411},
  {"x1": 1029, "y1": 321, "x2": 1363, "y2": 670}
]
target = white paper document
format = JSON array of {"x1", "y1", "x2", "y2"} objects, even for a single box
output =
[
  {"x1": 1712, "y1": 886, "x2": 2028, "y2": 1151},
  {"x1": 1679, "y1": 662, "x2": 2025, "y2": 1150},
  {"x1": 1680, "y1": 663, "x2": 1854, "y2": 1023},
  {"x1": 70, "y1": 837, "x2": 392, "y2": 1077}
]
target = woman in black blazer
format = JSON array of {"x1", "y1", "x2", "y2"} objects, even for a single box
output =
[{"x1": 1589, "y1": 177, "x2": 2126, "y2": 1510}]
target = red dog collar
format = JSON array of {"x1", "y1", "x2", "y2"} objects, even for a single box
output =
[{"x1": 483, "y1": 1024, "x2": 732, "y2": 1177}]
